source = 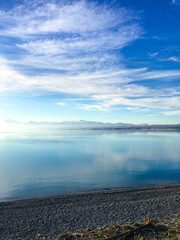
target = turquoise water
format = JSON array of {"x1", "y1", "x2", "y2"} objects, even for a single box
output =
[{"x1": 0, "y1": 130, "x2": 180, "y2": 201}]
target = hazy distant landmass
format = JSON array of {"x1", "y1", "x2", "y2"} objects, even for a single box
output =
[
  {"x1": 5, "y1": 119, "x2": 137, "y2": 126},
  {"x1": 4, "y1": 119, "x2": 180, "y2": 131},
  {"x1": 28, "y1": 120, "x2": 136, "y2": 127},
  {"x1": 92, "y1": 124, "x2": 180, "y2": 131}
]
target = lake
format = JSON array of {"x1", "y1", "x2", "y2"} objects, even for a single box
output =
[{"x1": 0, "y1": 130, "x2": 180, "y2": 201}]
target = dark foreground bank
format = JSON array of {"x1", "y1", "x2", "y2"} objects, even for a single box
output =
[{"x1": 0, "y1": 184, "x2": 180, "y2": 240}]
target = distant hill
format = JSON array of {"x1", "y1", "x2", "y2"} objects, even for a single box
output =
[
  {"x1": 4, "y1": 119, "x2": 180, "y2": 131},
  {"x1": 92, "y1": 124, "x2": 180, "y2": 131},
  {"x1": 6, "y1": 119, "x2": 135, "y2": 127}
]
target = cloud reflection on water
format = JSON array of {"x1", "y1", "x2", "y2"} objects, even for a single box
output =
[{"x1": 0, "y1": 131, "x2": 180, "y2": 200}]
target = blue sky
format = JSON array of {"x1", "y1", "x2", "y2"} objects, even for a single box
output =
[{"x1": 0, "y1": 0, "x2": 180, "y2": 124}]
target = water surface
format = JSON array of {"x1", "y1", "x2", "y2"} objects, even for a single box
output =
[{"x1": 0, "y1": 130, "x2": 180, "y2": 201}]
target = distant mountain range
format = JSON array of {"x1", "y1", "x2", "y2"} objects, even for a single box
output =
[
  {"x1": 4, "y1": 119, "x2": 180, "y2": 130},
  {"x1": 5, "y1": 119, "x2": 137, "y2": 126}
]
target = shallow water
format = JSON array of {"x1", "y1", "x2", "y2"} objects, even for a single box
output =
[{"x1": 0, "y1": 130, "x2": 180, "y2": 201}]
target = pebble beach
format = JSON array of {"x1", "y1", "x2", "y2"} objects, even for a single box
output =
[{"x1": 0, "y1": 184, "x2": 180, "y2": 240}]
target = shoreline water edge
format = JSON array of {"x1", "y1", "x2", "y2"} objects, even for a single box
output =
[{"x1": 0, "y1": 183, "x2": 179, "y2": 239}]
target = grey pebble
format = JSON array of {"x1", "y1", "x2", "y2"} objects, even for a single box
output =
[{"x1": 0, "y1": 184, "x2": 180, "y2": 240}]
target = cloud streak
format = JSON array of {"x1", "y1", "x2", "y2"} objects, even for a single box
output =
[
  {"x1": 0, "y1": 0, "x2": 142, "y2": 76},
  {"x1": 168, "y1": 57, "x2": 180, "y2": 62},
  {"x1": 0, "y1": 1, "x2": 139, "y2": 36},
  {"x1": 0, "y1": 0, "x2": 180, "y2": 117},
  {"x1": 1, "y1": 55, "x2": 180, "y2": 112},
  {"x1": 0, "y1": 3, "x2": 110, "y2": 35},
  {"x1": 163, "y1": 110, "x2": 180, "y2": 116}
]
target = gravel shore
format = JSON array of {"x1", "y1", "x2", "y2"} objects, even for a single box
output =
[{"x1": 0, "y1": 184, "x2": 180, "y2": 240}]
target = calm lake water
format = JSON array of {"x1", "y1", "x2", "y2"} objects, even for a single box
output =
[{"x1": 0, "y1": 130, "x2": 180, "y2": 201}]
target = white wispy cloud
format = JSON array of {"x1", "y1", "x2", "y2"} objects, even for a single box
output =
[
  {"x1": 163, "y1": 110, "x2": 180, "y2": 116},
  {"x1": 57, "y1": 102, "x2": 66, "y2": 106},
  {"x1": 148, "y1": 52, "x2": 159, "y2": 57},
  {"x1": 0, "y1": 57, "x2": 31, "y2": 92},
  {"x1": 0, "y1": 1, "x2": 180, "y2": 115},
  {"x1": 8, "y1": 2, "x2": 140, "y2": 74},
  {"x1": 168, "y1": 56, "x2": 180, "y2": 62},
  {"x1": 17, "y1": 25, "x2": 140, "y2": 54},
  {"x1": 0, "y1": 1, "x2": 139, "y2": 36},
  {"x1": 1, "y1": 55, "x2": 180, "y2": 112},
  {"x1": 135, "y1": 70, "x2": 180, "y2": 80},
  {"x1": 158, "y1": 56, "x2": 180, "y2": 63}
]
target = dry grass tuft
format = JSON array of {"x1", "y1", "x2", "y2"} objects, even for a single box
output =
[{"x1": 55, "y1": 213, "x2": 180, "y2": 240}]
